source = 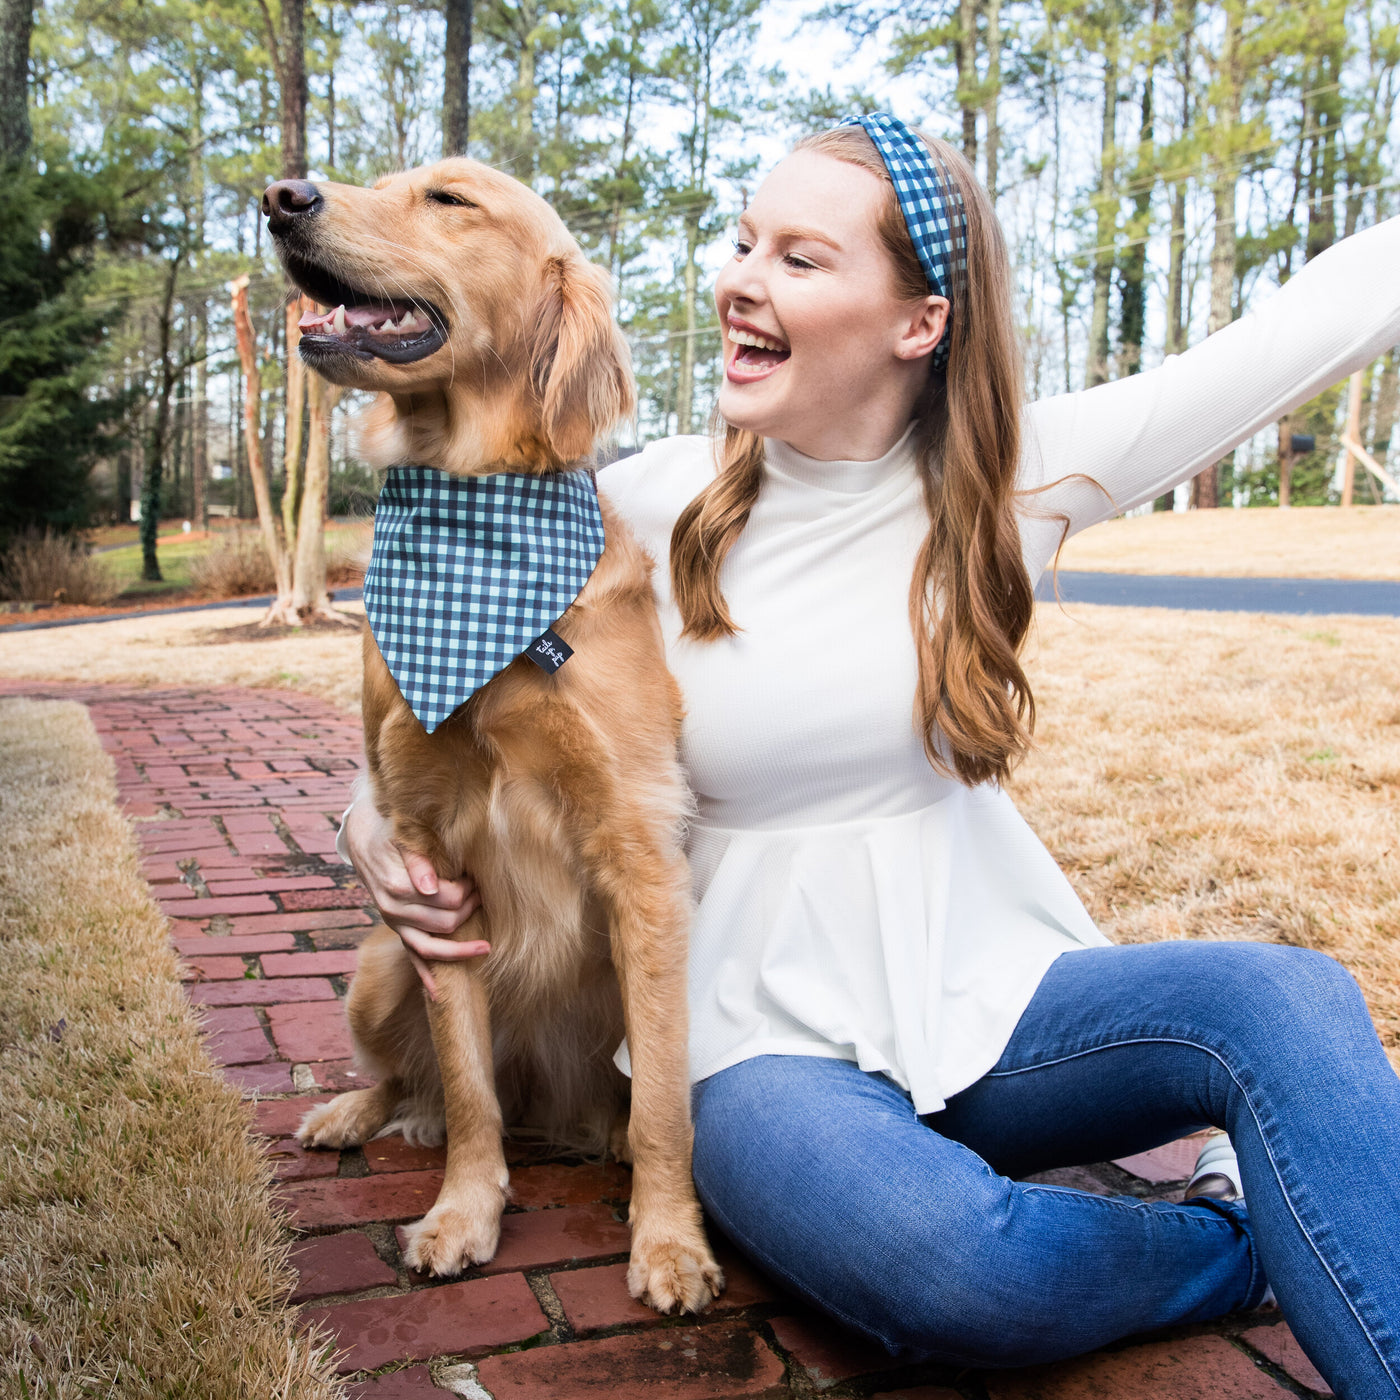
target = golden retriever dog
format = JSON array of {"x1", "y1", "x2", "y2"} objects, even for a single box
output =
[{"x1": 261, "y1": 158, "x2": 723, "y2": 1313}]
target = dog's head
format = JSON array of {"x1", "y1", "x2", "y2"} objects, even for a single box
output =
[{"x1": 262, "y1": 158, "x2": 635, "y2": 473}]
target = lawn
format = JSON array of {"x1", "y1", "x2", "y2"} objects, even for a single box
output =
[
  {"x1": 1055, "y1": 503, "x2": 1398, "y2": 578},
  {"x1": 1013, "y1": 603, "x2": 1400, "y2": 1059},
  {"x1": 99, "y1": 530, "x2": 218, "y2": 594},
  {"x1": 87, "y1": 521, "x2": 373, "y2": 602},
  {"x1": 69, "y1": 505, "x2": 1399, "y2": 607},
  {"x1": 1, "y1": 596, "x2": 1396, "y2": 1062},
  {"x1": 0, "y1": 697, "x2": 340, "y2": 1398}
]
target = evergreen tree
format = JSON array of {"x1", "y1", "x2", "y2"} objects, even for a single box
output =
[{"x1": 0, "y1": 167, "x2": 120, "y2": 542}]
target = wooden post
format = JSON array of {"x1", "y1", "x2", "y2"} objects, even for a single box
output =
[
  {"x1": 291, "y1": 369, "x2": 342, "y2": 615},
  {"x1": 229, "y1": 274, "x2": 293, "y2": 602},
  {"x1": 1277, "y1": 414, "x2": 1292, "y2": 508},
  {"x1": 282, "y1": 297, "x2": 308, "y2": 544},
  {"x1": 1341, "y1": 369, "x2": 1363, "y2": 507}
]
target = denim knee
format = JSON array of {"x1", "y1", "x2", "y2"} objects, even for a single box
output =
[{"x1": 1145, "y1": 943, "x2": 1371, "y2": 1061}]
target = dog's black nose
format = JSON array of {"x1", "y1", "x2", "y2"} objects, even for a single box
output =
[{"x1": 262, "y1": 180, "x2": 323, "y2": 231}]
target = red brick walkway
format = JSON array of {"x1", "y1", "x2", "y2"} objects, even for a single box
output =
[{"x1": 2, "y1": 680, "x2": 1333, "y2": 1398}]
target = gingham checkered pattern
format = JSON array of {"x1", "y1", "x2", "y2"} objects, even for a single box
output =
[
  {"x1": 839, "y1": 111, "x2": 964, "y2": 370},
  {"x1": 362, "y1": 466, "x2": 605, "y2": 733}
]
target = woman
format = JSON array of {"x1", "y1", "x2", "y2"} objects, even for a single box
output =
[{"x1": 340, "y1": 116, "x2": 1400, "y2": 1395}]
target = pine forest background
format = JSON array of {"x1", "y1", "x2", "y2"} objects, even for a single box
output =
[{"x1": 2, "y1": 0, "x2": 1399, "y2": 572}]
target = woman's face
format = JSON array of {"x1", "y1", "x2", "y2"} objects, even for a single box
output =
[{"x1": 713, "y1": 148, "x2": 947, "y2": 461}]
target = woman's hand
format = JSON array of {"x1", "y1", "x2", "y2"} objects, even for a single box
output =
[{"x1": 341, "y1": 794, "x2": 488, "y2": 999}]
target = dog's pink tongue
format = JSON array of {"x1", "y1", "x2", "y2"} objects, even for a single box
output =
[{"x1": 345, "y1": 304, "x2": 401, "y2": 328}]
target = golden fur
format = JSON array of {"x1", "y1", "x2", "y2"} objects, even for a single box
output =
[{"x1": 267, "y1": 157, "x2": 722, "y2": 1312}]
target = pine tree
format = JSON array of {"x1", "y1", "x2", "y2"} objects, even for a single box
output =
[{"x1": 0, "y1": 168, "x2": 120, "y2": 543}]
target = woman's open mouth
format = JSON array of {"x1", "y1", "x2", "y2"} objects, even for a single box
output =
[
  {"x1": 280, "y1": 250, "x2": 448, "y2": 365},
  {"x1": 726, "y1": 324, "x2": 791, "y2": 383}
]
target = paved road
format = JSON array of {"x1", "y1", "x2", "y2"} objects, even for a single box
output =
[
  {"x1": 4, "y1": 576, "x2": 1399, "y2": 632},
  {"x1": 1036, "y1": 571, "x2": 1400, "y2": 616}
]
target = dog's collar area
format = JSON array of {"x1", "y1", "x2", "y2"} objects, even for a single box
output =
[{"x1": 362, "y1": 467, "x2": 605, "y2": 733}]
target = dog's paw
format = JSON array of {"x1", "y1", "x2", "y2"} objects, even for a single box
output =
[
  {"x1": 297, "y1": 1090, "x2": 388, "y2": 1149},
  {"x1": 626, "y1": 1230, "x2": 725, "y2": 1315},
  {"x1": 401, "y1": 1192, "x2": 506, "y2": 1277}
]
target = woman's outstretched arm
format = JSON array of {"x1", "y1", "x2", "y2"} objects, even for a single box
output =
[{"x1": 1018, "y1": 214, "x2": 1400, "y2": 580}]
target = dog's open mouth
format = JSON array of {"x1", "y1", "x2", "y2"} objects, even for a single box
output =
[{"x1": 281, "y1": 250, "x2": 448, "y2": 365}]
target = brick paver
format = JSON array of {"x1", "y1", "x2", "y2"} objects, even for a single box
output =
[{"x1": 2, "y1": 678, "x2": 1335, "y2": 1397}]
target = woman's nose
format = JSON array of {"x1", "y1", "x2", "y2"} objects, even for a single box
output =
[{"x1": 715, "y1": 251, "x2": 765, "y2": 310}]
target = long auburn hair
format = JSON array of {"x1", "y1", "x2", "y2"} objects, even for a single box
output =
[{"x1": 668, "y1": 123, "x2": 1035, "y2": 788}]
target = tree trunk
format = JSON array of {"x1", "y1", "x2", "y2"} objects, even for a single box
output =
[
  {"x1": 290, "y1": 370, "x2": 342, "y2": 617},
  {"x1": 984, "y1": 0, "x2": 999, "y2": 201},
  {"x1": 0, "y1": 0, "x2": 34, "y2": 165},
  {"x1": 193, "y1": 301, "x2": 208, "y2": 530},
  {"x1": 230, "y1": 275, "x2": 293, "y2": 600},
  {"x1": 232, "y1": 358, "x2": 246, "y2": 518},
  {"x1": 170, "y1": 368, "x2": 187, "y2": 516},
  {"x1": 1156, "y1": 176, "x2": 1186, "y2": 511},
  {"x1": 1086, "y1": 25, "x2": 1118, "y2": 389},
  {"x1": 1372, "y1": 347, "x2": 1399, "y2": 470},
  {"x1": 957, "y1": 0, "x2": 978, "y2": 169},
  {"x1": 1119, "y1": 19, "x2": 1155, "y2": 379},
  {"x1": 140, "y1": 259, "x2": 182, "y2": 582},
  {"x1": 443, "y1": 0, "x2": 473, "y2": 155},
  {"x1": 325, "y1": 4, "x2": 338, "y2": 168},
  {"x1": 676, "y1": 222, "x2": 699, "y2": 433},
  {"x1": 514, "y1": 0, "x2": 538, "y2": 178},
  {"x1": 1306, "y1": 49, "x2": 1340, "y2": 263},
  {"x1": 1277, "y1": 415, "x2": 1293, "y2": 508},
  {"x1": 1194, "y1": 0, "x2": 1240, "y2": 510},
  {"x1": 281, "y1": 0, "x2": 307, "y2": 179}
]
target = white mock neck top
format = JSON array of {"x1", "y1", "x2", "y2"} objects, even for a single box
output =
[
  {"x1": 598, "y1": 213, "x2": 1400, "y2": 1112},
  {"x1": 603, "y1": 425, "x2": 1104, "y2": 1111}
]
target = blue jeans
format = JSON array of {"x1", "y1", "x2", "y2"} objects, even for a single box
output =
[{"x1": 691, "y1": 941, "x2": 1400, "y2": 1399}]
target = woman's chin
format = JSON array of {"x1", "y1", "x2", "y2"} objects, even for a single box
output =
[{"x1": 717, "y1": 383, "x2": 782, "y2": 436}]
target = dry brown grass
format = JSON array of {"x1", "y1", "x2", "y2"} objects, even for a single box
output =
[
  {"x1": 1, "y1": 596, "x2": 1397, "y2": 1058},
  {"x1": 190, "y1": 527, "x2": 371, "y2": 599},
  {"x1": 189, "y1": 529, "x2": 281, "y2": 597},
  {"x1": 0, "y1": 602, "x2": 368, "y2": 713},
  {"x1": 1012, "y1": 604, "x2": 1400, "y2": 1057},
  {"x1": 0, "y1": 532, "x2": 121, "y2": 606},
  {"x1": 1055, "y1": 504, "x2": 1398, "y2": 579},
  {"x1": 0, "y1": 698, "x2": 344, "y2": 1399}
]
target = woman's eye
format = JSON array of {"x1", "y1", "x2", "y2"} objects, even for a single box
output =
[
  {"x1": 428, "y1": 190, "x2": 476, "y2": 208},
  {"x1": 784, "y1": 254, "x2": 816, "y2": 270},
  {"x1": 733, "y1": 239, "x2": 752, "y2": 257}
]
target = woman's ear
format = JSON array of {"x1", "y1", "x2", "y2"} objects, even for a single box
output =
[
  {"x1": 895, "y1": 294, "x2": 950, "y2": 362},
  {"x1": 531, "y1": 253, "x2": 637, "y2": 462}
]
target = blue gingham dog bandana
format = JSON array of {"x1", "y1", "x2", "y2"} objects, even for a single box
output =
[
  {"x1": 838, "y1": 111, "x2": 965, "y2": 370},
  {"x1": 362, "y1": 466, "x2": 605, "y2": 733}
]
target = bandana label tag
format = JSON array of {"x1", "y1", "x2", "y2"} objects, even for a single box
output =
[{"x1": 526, "y1": 628, "x2": 574, "y2": 675}]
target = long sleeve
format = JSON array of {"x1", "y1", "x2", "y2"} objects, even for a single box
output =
[{"x1": 1017, "y1": 215, "x2": 1400, "y2": 581}]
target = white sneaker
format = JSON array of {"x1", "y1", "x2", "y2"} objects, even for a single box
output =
[
  {"x1": 1186, "y1": 1133, "x2": 1277, "y2": 1308},
  {"x1": 1185, "y1": 1131, "x2": 1243, "y2": 1203}
]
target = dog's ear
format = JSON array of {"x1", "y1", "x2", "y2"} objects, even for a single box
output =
[{"x1": 531, "y1": 253, "x2": 636, "y2": 462}]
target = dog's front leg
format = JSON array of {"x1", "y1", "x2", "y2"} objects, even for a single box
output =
[
  {"x1": 399, "y1": 949, "x2": 509, "y2": 1276},
  {"x1": 600, "y1": 845, "x2": 724, "y2": 1314}
]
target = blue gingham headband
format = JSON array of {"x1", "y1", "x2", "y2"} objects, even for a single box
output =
[{"x1": 838, "y1": 112, "x2": 965, "y2": 371}]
